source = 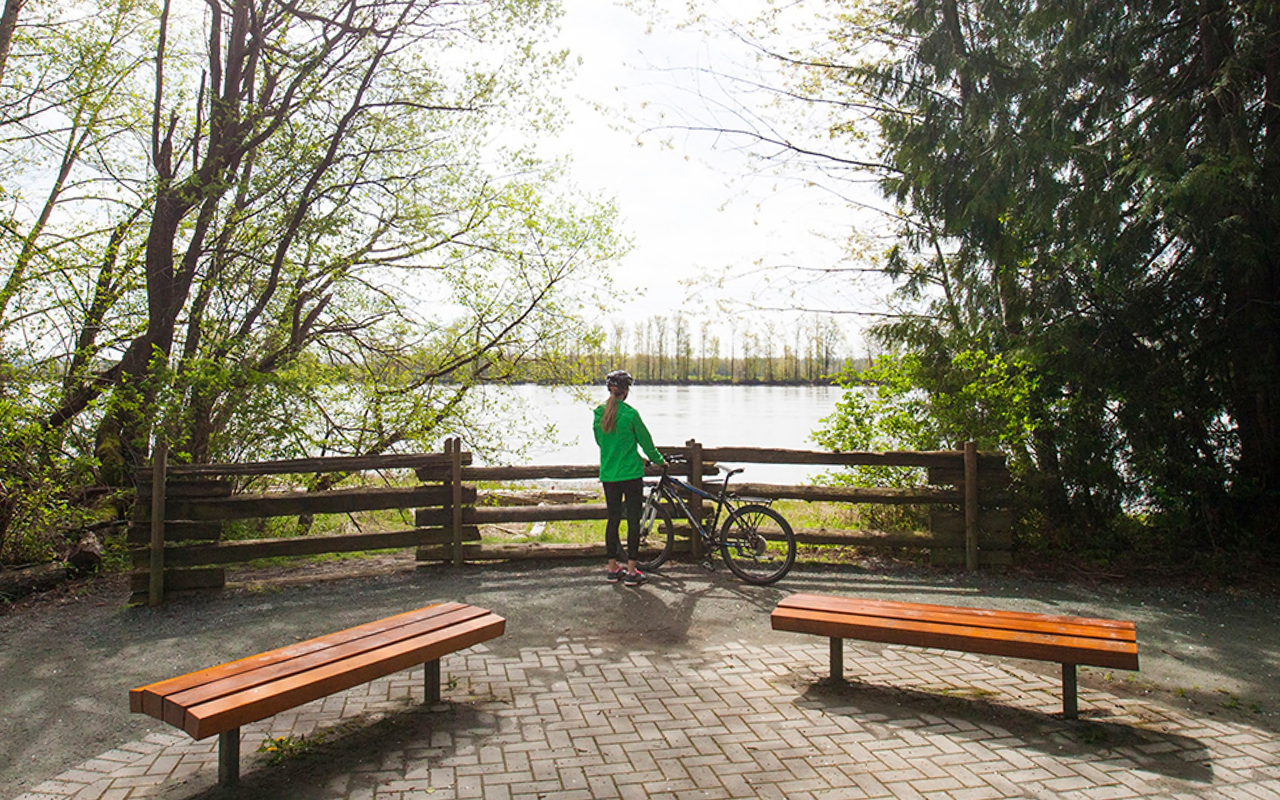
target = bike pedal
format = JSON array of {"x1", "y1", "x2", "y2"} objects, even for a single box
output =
[{"x1": 700, "y1": 560, "x2": 715, "y2": 572}]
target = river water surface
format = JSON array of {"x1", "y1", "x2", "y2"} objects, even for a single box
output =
[{"x1": 487, "y1": 384, "x2": 848, "y2": 484}]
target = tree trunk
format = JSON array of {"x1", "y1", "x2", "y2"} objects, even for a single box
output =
[{"x1": 0, "y1": 0, "x2": 21, "y2": 85}]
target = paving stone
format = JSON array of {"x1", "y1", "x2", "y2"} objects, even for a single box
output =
[{"x1": 11, "y1": 640, "x2": 1280, "y2": 800}]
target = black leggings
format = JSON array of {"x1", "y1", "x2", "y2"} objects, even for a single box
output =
[{"x1": 602, "y1": 477, "x2": 644, "y2": 561}]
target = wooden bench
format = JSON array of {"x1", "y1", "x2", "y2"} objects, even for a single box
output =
[
  {"x1": 130, "y1": 602, "x2": 505, "y2": 785},
  {"x1": 771, "y1": 593, "x2": 1138, "y2": 719}
]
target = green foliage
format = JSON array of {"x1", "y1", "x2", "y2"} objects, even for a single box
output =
[
  {"x1": 815, "y1": 348, "x2": 1037, "y2": 475},
  {"x1": 743, "y1": 0, "x2": 1280, "y2": 561},
  {"x1": 258, "y1": 733, "x2": 325, "y2": 765},
  {"x1": 0, "y1": 0, "x2": 631, "y2": 571},
  {"x1": 813, "y1": 350, "x2": 1036, "y2": 531},
  {"x1": 0, "y1": 360, "x2": 98, "y2": 564}
]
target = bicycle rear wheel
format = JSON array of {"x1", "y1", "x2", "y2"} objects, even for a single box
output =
[
  {"x1": 718, "y1": 504, "x2": 795, "y2": 585},
  {"x1": 635, "y1": 495, "x2": 675, "y2": 571}
]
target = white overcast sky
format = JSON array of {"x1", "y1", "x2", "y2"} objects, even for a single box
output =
[{"x1": 540, "y1": 0, "x2": 890, "y2": 353}]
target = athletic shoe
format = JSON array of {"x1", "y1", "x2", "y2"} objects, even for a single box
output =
[
  {"x1": 624, "y1": 570, "x2": 646, "y2": 587},
  {"x1": 606, "y1": 567, "x2": 625, "y2": 583}
]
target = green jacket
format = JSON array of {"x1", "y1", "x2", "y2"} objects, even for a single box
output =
[{"x1": 593, "y1": 401, "x2": 664, "y2": 482}]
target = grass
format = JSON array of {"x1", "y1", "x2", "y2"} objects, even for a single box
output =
[
  {"x1": 773, "y1": 499, "x2": 859, "y2": 530},
  {"x1": 481, "y1": 517, "x2": 601, "y2": 546},
  {"x1": 220, "y1": 507, "x2": 419, "y2": 542},
  {"x1": 258, "y1": 733, "x2": 326, "y2": 764}
]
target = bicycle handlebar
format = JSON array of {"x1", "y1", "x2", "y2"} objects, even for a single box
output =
[{"x1": 654, "y1": 452, "x2": 744, "y2": 489}]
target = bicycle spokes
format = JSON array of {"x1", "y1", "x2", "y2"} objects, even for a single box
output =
[
  {"x1": 718, "y1": 504, "x2": 796, "y2": 585},
  {"x1": 635, "y1": 498, "x2": 674, "y2": 572}
]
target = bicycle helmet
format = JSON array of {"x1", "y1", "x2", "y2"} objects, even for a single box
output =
[{"x1": 605, "y1": 369, "x2": 634, "y2": 390}]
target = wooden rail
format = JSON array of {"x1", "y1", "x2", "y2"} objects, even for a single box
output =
[{"x1": 131, "y1": 438, "x2": 1009, "y2": 604}]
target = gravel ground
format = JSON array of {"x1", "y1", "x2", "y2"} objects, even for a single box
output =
[{"x1": 2, "y1": 555, "x2": 1278, "y2": 796}]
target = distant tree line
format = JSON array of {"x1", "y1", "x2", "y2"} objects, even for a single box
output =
[{"x1": 514, "y1": 312, "x2": 859, "y2": 384}]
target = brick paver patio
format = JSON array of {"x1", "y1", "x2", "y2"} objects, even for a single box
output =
[{"x1": 12, "y1": 637, "x2": 1280, "y2": 800}]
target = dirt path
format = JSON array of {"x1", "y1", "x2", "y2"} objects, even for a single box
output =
[{"x1": 2, "y1": 558, "x2": 1278, "y2": 796}]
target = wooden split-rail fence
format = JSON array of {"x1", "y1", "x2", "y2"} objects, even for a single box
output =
[{"x1": 130, "y1": 438, "x2": 1011, "y2": 605}]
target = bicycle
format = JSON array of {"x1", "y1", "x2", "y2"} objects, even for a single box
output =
[{"x1": 634, "y1": 454, "x2": 796, "y2": 585}]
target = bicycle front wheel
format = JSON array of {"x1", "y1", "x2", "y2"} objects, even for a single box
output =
[
  {"x1": 635, "y1": 496, "x2": 675, "y2": 571},
  {"x1": 718, "y1": 504, "x2": 796, "y2": 585}
]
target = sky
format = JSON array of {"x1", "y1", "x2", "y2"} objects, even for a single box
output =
[{"x1": 539, "y1": 0, "x2": 891, "y2": 357}]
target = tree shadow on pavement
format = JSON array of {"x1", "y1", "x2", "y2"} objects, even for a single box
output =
[
  {"x1": 161, "y1": 702, "x2": 501, "y2": 800},
  {"x1": 796, "y1": 677, "x2": 1214, "y2": 785}
]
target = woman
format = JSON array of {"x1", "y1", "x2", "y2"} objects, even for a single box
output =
[{"x1": 593, "y1": 369, "x2": 665, "y2": 586}]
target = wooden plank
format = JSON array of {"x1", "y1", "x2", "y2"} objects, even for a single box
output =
[
  {"x1": 181, "y1": 613, "x2": 504, "y2": 739},
  {"x1": 156, "y1": 527, "x2": 479, "y2": 567},
  {"x1": 449, "y1": 521, "x2": 931, "y2": 550},
  {"x1": 133, "y1": 481, "x2": 235, "y2": 524},
  {"x1": 138, "y1": 453, "x2": 468, "y2": 478},
  {"x1": 733, "y1": 483, "x2": 960, "y2": 504},
  {"x1": 128, "y1": 567, "x2": 225, "y2": 596},
  {"x1": 168, "y1": 484, "x2": 473, "y2": 521},
  {"x1": 929, "y1": 547, "x2": 1014, "y2": 567},
  {"x1": 776, "y1": 595, "x2": 1137, "y2": 640},
  {"x1": 964, "y1": 440, "x2": 979, "y2": 571},
  {"x1": 929, "y1": 508, "x2": 1015, "y2": 535},
  {"x1": 771, "y1": 606, "x2": 1138, "y2": 670},
  {"x1": 130, "y1": 604, "x2": 494, "y2": 724},
  {"x1": 459, "y1": 465, "x2": 603, "y2": 481},
  {"x1": 416, "y1": 540, "x2": 695, "y2": 562},
  {"x1": 418, "y1": 528, "x2": 477, "y2": 546},
  {"x1": 135, "y1": 479, "x2": 234, "y2": 499},
  {"x1": 416, "y1": 542, "x2": 605, "y2": 561},
  {"x1": 164, "y1": 609, "x2": 491, "y2": 716},
  {"x1": 449, "y1": 437, "x2": 463, "y2": 566},
  {"x1": 161, "y1": 605, "x2": 490, "y2": 728},
  {"x1": 416, "y1": 544, "x2": 487, "y2": 561},
  {"x1": 771, "y1": 595, "x2": 1138, "y2": 671},
  {"x1": 128, "y1": 521, "x2": 222, "y2": 544},
  {"x1": 926, "y1": 467, "x2": 1012, "y2": 489},
  {"x1": 458, "y1": 462, "x2": 718, "y2": 482},
  {"x1": 131, "y1": 604, "x2": 466, "y2": 714},
  {"x1": 459, "y1": 449, "x2": 1005, "y2": 476},
  {"x1": 792, "y1": 528, "x2": 936, "y2": 547},
  {"x1": 416, "y1": 504, "x2": 605, "y2": 527},
  {"x1": 791, "y1": 527, "x2": 1012, "y2": 549},
  {"x1": 690, "y1": 447, "x2": 1006, "y2": 470}
]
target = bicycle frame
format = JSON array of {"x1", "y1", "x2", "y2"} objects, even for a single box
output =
[
  {"x1": 637, "y1": 456, "x2": 797, "y2": 585},
  {"x1": 646, "y1": 462, "x2": 745, "y2": 546}
]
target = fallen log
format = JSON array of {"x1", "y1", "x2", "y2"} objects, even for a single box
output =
[{"x1": 0, "y1": 562, "x2": 67, "y2": 601}]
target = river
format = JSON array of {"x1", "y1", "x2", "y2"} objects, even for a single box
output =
[{"x1": 481, "y1": 384, "x2": 849, "y2": 484}]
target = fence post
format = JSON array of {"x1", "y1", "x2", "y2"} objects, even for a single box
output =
[
  {"x1": 687, "y1": 439, "x2": 704, "y2": 560},
  {"x1": 148, "y1": 439, "x2": 168, "y2": 606},
  {"x1": 449, "y1": 437, "x2": 464, "y2": 566},
  {"x1": 964, "y1": 440, "x2": 979, "y2": 570}
]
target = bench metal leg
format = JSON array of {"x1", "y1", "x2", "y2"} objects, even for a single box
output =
[
  {"x1": 1062, "y1": 663, "x2": 1078, "y2": 719},
  {"x1": 829, "y1": 637, "x2": 844, "y2": 682},
  {"x1": 425, "y1": 658, "x2": 441, "y2": 704},
  {"x1": 218, "y1": 728, "x2": 240, "y2": 785}
]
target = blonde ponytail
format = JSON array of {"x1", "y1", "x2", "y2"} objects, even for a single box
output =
[{"x1": 602, "y1": 392, "x2": 621, "y2": 432}]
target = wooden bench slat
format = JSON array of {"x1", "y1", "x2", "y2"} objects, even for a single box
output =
[
  {"x1": 129, "y1": 602, "x2": 506, "y2": 786},
  {"x1": 777, "y1": 594, "x2": 1136, "y2": 639},
  {"x1": 771, "y1": 606, "x2": 1139, "y2": 671},
  {"x1": 180, "y1": 613, "x2": 504, "y2": 739},
  {"x1": 153, "y1": 605, "x2": 490, "y2": 727},
  {"x1": 129, "y1": 602, "x2": 469, "y2": 717},
  {"x1": 771, "y1": 593, "x2": 1139, "y2": 719},
  {"x1": 773, "y1": 593, "x2": 1136, "y2": 642}
]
